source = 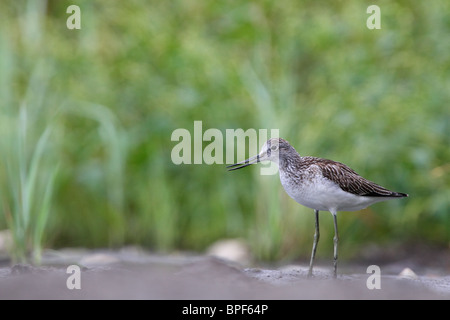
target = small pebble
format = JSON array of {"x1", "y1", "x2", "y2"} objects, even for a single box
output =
[{"x1": 399, "y1": 267, "x2": 419, "y2": 279}]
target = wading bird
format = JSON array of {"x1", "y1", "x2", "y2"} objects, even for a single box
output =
[{"x1": 227, "y1": 138, "x2": 408, "y2": 278}]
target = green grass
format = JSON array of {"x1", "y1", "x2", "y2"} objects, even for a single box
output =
[
  {"x1": 0, "y1": 0, "x2": 449, "y2": 263},
  {"x1": 0, "y1": 106, "x2": 57, "y2": 264}
]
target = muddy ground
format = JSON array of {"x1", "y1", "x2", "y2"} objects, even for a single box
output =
[{"x1": 0, "y1": 247, "x2": 449, "y2": 299}]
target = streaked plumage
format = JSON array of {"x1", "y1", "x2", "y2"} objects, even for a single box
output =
[{"x1": 227, "y1": 138, "x2": 408, "y2": 277}]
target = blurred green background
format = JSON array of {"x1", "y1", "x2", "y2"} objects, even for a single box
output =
[{"x1": 0, "y1": 0, "x2": 449, "y2": 263}]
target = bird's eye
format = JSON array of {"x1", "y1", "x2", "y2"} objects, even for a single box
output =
[{"x1": 271, "y1": 145, "x2": 278, "y2": 151}]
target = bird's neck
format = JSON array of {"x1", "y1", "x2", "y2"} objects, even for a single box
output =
[{"x1": 278, "y1": 151, "x2": 302, "y2": 171}]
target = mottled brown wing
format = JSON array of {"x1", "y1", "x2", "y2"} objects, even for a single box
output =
[{"x1": 315, "y1": 158, "x2": 407, "y2": 197}]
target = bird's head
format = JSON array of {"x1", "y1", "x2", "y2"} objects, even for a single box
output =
[{"x1": 227, "y1": 138, "x2": 293, "y2": 171}]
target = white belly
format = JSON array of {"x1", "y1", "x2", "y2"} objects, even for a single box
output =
[{"x1": 279, "y1": 172, "x2": 387, "y2": 212}]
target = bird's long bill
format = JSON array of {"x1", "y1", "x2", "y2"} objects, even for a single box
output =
[{"x1": 226, "y1": 154, "x2": 260, "y2": 171}]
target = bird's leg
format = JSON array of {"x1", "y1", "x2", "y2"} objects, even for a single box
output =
[
  {"x1": 332, "y1": 213, "x2": 339, "y2": 279},
  {"x1": 308, "y1": 210, "x2": 320, "y2": 277}
]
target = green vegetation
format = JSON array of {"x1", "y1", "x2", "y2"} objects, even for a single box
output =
[{"x1": 0, "y1": 0, "x2": 449, "y2": 263}]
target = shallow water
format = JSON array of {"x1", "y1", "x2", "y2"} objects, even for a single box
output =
[{"x1": 0, "y1": 248, "x2": 449, "y2": 299}]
